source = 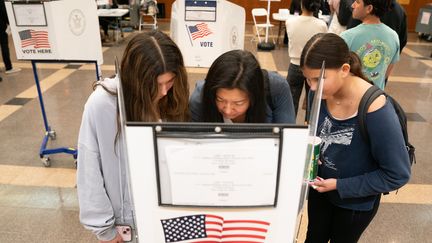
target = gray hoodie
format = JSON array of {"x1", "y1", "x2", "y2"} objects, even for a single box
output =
[{"x1": 77, "y1": 78, "x2": 134, "y2": 241}]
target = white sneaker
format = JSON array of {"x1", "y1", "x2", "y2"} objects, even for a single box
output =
[{"x1": 5, "y1": 68, "x2": 21, "y2": 74}]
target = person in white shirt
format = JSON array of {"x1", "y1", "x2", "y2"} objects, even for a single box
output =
[{"x1": 286, "y1": 0, "x2": 327, "y2": 121}]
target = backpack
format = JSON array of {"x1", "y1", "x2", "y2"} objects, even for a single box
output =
[{"x1": 358, "y1": 85, "x2": 416, "y2": 169}]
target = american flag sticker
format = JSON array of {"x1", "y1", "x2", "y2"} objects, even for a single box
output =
[
  {"x1": 161, "y1": 214, "x2": 270, "y2": 243},
  {"x1": 19, "y1": 29, "x2": 50, "y2": 49},
  {"x1": 187, "y1": 23, "x2": 212, "y2": 40}
]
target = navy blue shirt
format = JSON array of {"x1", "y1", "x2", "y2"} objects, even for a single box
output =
[
  {"x1": 317, "y1": 99, "x2": 410, "y2": 211},
  {"x1": 189, "y1": 71, "x2": 296, "y2": 123}
]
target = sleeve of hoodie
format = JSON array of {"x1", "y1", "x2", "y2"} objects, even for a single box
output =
[{"x1": 76, "y1": 91, "x2": 118, "y2": 242}]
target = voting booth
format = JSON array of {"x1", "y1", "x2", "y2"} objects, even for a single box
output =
[
  {"x1": 170, "y1": 0, "x2": 245, "y2": 67},
  {"x1": 6, "y1": 0, "x2": 103, "y2": 63},
  {"x1": 5, "y1": 0, "x2": 103, "y2": 166},
  {"x1": 125, "y1": 123, "x2": 309, "y2": 242},
  {"x1": 117, "y1": 62, "x2": 327, "y2": 242}
]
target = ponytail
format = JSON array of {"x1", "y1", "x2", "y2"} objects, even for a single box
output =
[{"x1": 348, "y1": 52, "x2": 369, "y2": 82}]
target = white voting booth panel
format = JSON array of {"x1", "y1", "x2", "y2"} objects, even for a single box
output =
[
  {"x1": 125, "y1": 126, "x2": 309, "y2": 242},
  {"x1": 170, "y1": 0, "x2": 245, "y2": 67},
  {"x1": 6, "y1": 0, "x2": 103, "y2": 64}
]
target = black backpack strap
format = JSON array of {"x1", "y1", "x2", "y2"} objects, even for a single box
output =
[
  {"x1": 358, "y1": 85, "x2": 384, "y2": 143},
  {"x1": 387, "y1": 96, "x2": 416, "y2": 164}
]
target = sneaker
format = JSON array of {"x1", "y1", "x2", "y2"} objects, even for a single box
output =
[{"x1": 5, "y1": 68, "x2": 21, "y2": 74}]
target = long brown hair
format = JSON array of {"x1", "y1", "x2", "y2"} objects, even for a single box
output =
[
  {"x1": 300, "y1": 33, "x2": 368, "y2": 82},
  {"x1": 120, "y1": 31, "x2": 189, "y2": 122}
]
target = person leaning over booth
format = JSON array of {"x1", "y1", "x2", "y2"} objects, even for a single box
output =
[
  {"x1": 77, "y1": 31, "x2": 190, "y2": 243},
  {"x1": 301, "y1": 33, "x2": 410, "y2": 243},
  {"x1": 189, "y1": 50, "x2": 295, "y2": 124}
]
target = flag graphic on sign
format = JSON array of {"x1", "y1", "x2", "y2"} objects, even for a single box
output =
[
  {"x1": 161, "y1": 214, "x2": 270, "y2": 243},
  {"x1": 19, "y1": 29, "x2": 50, "y2": 49},
  {"x1": 187, "y1": 23, "x2": 212, "y2": 40}
]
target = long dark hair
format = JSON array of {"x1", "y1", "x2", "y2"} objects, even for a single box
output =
[
  {"x1": 120, "y1": 30, "x2": 189, "y2": 122},
  {"x1": 202, "y1": 50, "x2": 267, "y2": 123},
  {"x1": 300, "y1": 33, "x2": 368, "y2": 81}
]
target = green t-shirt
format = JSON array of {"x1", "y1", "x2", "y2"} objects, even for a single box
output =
[{"x1": 341, "y1": 23, "x2": 400, "y2": 90}]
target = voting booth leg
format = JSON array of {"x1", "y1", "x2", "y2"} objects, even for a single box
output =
[{"x1": 31, "y1": 60, "x2": 100, "y2": 167}]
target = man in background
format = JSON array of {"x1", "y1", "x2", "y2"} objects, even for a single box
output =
[
  {"x1": 341, "y1": 0, "x2": 399, "y2": 90},
  {"x1": 345, "y1": 0, "x2": 407, "y2": 52}
]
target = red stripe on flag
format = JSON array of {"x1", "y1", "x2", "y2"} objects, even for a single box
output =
[
  {"x1": 207, "y1": 221, "x2": 223, "y2": 226},
  {"x1": 222, "y1": 227, "x2": 268, "y2": 233},
  {"x1": 221, "y1": 234, "x2": 266, "y2": 239},
  {"x1": 206, "y1": 215, "x2": 224, "y2": 220},
  {"x1": 223, "y1": 220, "x2": 270, "y2": 225},
  {"x1": 206, "y1": 228, "x2": 222, "y2": 233}
]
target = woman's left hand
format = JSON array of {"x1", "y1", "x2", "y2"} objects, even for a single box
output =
[{"x1": 309, "y1": 178, "x2": 337, "y2": 193}]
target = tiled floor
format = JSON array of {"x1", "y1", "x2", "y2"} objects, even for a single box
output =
[{"x1": 0, "y1": 23, "x2": 431, "y2": 242}]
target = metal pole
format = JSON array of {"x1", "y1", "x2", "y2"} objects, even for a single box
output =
[
  {"x1": 31, "y1": 60, "x2": 50, "y2": 132},
  {"x1": 265, "y1": 0, "x2": 271, "y2": 43}
]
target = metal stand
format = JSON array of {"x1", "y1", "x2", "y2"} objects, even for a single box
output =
[
  {"x1": 258, "y1": 0, "x2": 275, "y2": 51},
  {"x1": 31, "y1": 60, "x2": 100, "y2": 167}
]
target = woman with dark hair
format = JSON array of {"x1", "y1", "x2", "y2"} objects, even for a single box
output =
[
  {"x1": 77, "y1": 31, "x2": 189, "y2": 243},
  {"x1": 189, "y1": 50, "x2": 295, "y2": 123},
  {"x1": 286, "y1": 0, "x2": 327, "y2": 122},
  {"x1": 301, "y1": 33, "x2": 410, "y2": 242}
]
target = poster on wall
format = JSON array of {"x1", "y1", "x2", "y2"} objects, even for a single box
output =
[{"x1": 421, "y1": 12, "x2": 431, "y2": 25}]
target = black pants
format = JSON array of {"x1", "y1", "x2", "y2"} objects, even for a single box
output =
[
  {"x1": 287, "y1": 63, "x2": 309, "y2": 119},
  {"x1": 0, "y1": 27, "x2": 12, "y2": 71},
  {"x1": 99, "y1": 17, "x2": 110, "y2": 36},
  {"x1": 305, "y1": 189, "x2": 381, "y2": 243}
]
